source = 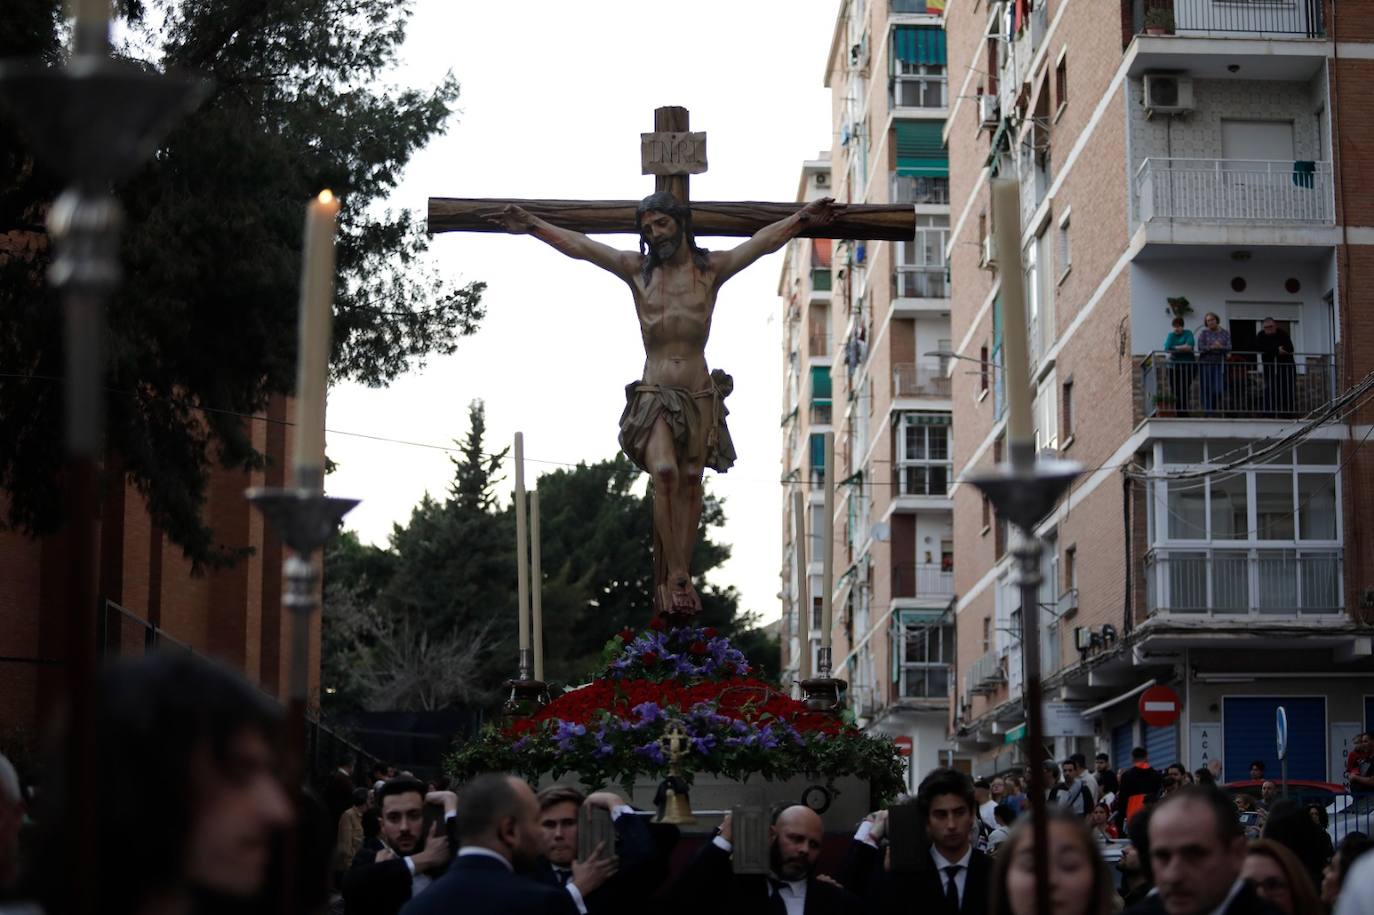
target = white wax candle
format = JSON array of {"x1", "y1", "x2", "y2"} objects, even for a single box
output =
[
  {"x1": 292, "y1": 190, "x2": 340, "y2": 481},
  {"x1": 991, "y1": 179, "x2": 1033, "y2": 449},
  {"x1": 514, "y1": 433, "x2": 531, "y2": 653},
  {"x1": 71, "y1": 0, "x2": 108, "y2": 27}
]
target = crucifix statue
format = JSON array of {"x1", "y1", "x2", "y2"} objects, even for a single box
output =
[{"x1": 428, "y1": 106, "x2": 915, "y2": 620}]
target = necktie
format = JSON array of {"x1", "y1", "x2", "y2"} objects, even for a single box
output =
[
  {"x1": 944, "y1": 865, "x2": 962, "y2": 912},
  {"x1": 768, "y1": 878, "x2": 791, "y2": 915},
  {"x1": 555, "y1": 867, "x2": 571, "y2": 886}
]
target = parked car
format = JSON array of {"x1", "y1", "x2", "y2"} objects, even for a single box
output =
[{"x1": 1223, "y1": 779, "x2": 1374, "y2": 843}]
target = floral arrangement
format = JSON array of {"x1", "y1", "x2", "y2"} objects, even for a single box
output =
[{"x1": 447, "y1": 623, "x2": 906, "y2": 801}]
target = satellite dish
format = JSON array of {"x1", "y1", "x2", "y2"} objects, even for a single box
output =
[{"x1": 870, "y1": 522, "x2": 891, "y2": 542}]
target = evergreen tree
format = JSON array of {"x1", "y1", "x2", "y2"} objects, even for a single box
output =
[{"x1": 0, "y1": 0, "x2": 484, "y2": 567}]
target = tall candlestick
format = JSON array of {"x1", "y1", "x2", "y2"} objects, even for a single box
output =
[
  {"x1": 70, "y1": 0, "x2": 110, "y2": 55},
  {"x1": 991, "y1": 179, "x2": 1033, "y2": 456},
  {"x1": 292, "y1": 190, "x2": 340, "y2": 487},
  {"x1": 793, "y1": 488, "x2": 811, "y2": 685},
  {"x1": 530, "y1": 489, "x2": 544, "y2": 682},
  {"x1": 513, "y1": 433, "x2": 531, "y2": 657},
  {"x1": 821, "y1": 431, "x2": 835, "y2": 652}
]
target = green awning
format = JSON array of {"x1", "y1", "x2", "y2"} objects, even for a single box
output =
[
  {"x1": 809, "y1": 433, "x2": 824, "y2": 469},
  {"x1": 894, "y1": 26, "x2": 946, "y2": 66},
  {"x1": 1004, "y1": 723, "x2": 1027, "y2": 744},
  {"x1": 896, "y1": 121, "x2": 948, "y2": 178},
  {"x1": 898, "y1": 608, "x2": 946, "y2": 624},
  {"x1": 811, "y1": 365, "x2": 832, "y2": 399}
]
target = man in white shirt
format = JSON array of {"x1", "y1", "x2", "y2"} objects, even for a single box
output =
[
  {"x1": 670, "y1": 805, "x2": 859, "y2": 915},
  {"x1": 974, "y1": 779, "x2": 997, "y2": 830}
]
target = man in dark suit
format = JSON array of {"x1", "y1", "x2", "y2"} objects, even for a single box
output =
[
  {"x1": 1117, "y1": 747, "x2": 1164, "y2": 833},
  {"x1": 343, "y1": 777, "x2": 455, "y2": 915},
  {"x1": 669, "y1": 804, "x2": 860, "y2": 915},
  {"x1": 846, "y1": 768, "x2": 992, "y2": 915},
  {"x1": 401, "y1": 773, "x2": 614, "y2": 915},
  {"x1": 1126, "y1": 785, "x2": 1283, "y2": 915},
  {"x1": 530, "y1": 786, "x2": 674, "y2": 911}
]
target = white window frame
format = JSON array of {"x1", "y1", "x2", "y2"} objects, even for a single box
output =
[
  {"x1": 894, "y1": 61, "x2": 948, "y2": 109},
  {"x1": 899, "y1": 618, "x2": 954, "y2": 699},
  {"x1": 896, "y1": 415, "x2": 952, "y2": 496}
]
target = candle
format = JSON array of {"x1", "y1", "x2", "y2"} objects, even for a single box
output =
[
  {"x1": 530, "y1": 490, "x2": 544, "y2": 682},
  {"x1": 71, "y1": 0, "x2": 108, "y2": 25},
  {"x1": 292, "y1": 190, "x2": 340, "y2": 486},
  {"x1": 821, "y1": 431, "x2": 835, "y2": 653},
  {"x1": 70, "y1": 0, "x2": 110, "y2": 54},
  {"x1": 793, "y1": 488, "x2": 811, "y2": 685},
  {"x1": 514, "y1": 433, "x2": 530, "y2": 655},
  {"x1": 991, "y1": 178, "x2": 1033, "y2": 454}
]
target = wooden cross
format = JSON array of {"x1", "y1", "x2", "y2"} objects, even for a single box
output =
[{"x1": 428, "y1": 106, "x2": 916, "y2": 242}]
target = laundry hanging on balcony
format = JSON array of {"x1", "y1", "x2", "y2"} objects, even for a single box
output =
[
  {"x1": 896, "y1": 121, "x2": 949, "y2": 178},
  {"x1": 1292, "y1": 160, "x2": 1316, "y2": 189}
]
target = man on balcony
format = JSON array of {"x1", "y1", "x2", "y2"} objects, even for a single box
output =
[{"x1": 1254, "y1": 318, "x2": 1296, "y2": 416}]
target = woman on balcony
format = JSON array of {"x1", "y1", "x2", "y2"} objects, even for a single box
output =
[
  {"x1": 1163, "y1": 316, "x2": 1196, "y2": 415},
  {"x1": 1197, "y1": 312, "x2": 1232, "y2": 415}
]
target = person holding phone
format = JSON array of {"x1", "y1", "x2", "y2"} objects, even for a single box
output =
[{"x1": 343, "y1": 777, "x2": 456, "y2": 915}]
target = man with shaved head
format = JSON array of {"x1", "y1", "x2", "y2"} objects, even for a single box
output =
[
  {"x1": 669, "y1": 804, "x2": 858, "y2": 914},
  {"x1": 402, "y1": 774, "x2": 610, "y2": 915}
]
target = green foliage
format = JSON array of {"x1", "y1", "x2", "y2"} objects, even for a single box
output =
[
  {"x1": 322, "y1": 403, "x2": 763, "y2": 714},
  {"x1": 0, "y1": 0, "x2": 483, "y2": 568}
]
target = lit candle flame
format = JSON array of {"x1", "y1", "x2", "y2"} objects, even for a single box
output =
[{"x1": 317, "y1": 189, "x2": 335, "y2": 205}]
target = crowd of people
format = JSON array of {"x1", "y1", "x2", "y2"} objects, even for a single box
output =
[
  {"x1": 1, "y1": 653, "x2": 1371, "y2": 915},
  {"x1": 1160, "y1": 312, "x2": 1298, "y2": 416}
]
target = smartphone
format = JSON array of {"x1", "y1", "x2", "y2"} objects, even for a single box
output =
[
  {"x1": 416, "y1": 801, "x2": 446, "y2": 853},
  {"x1": 1238, "y1": 811, "x2": 1261, "y2": 827},
  {"x1": 578, "y1": 805, "x2": 617, "y2": 864},
  {"x1": 887, "y1": 804, "x2": 922, "y2": 874}
]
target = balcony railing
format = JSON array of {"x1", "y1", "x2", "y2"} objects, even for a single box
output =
[
  {"x1": 1144, "y1": 548, "x2": 1343, "y2": 615},
  {"x1": 1137, "y1": 0, "x2": 1325, "y2": 37},
  {"x1": 892, "y1": 174, "x2": 950, "y2": 206},
  {"x1": 1135, "y1": 159, "x2": 1334, "y2": 225},
  {"x1": 893, "y1": 75, "x2": 948, "y2": 109},
  {"x1": 893, "y1": 363, "x2": 952, "y2": 398},
  {"x1": 1141, "y1": 351, "x2": 1337, "y2": 419},
  {"x1": 809, "y1": 401, "x2": 833, "y2": 425},
  {"x1": 891, "y1": 0, "x2": 939, "y2": 12},
  {"x1": 808, "y1": 332, "x2": 831, "y2": 357},
  {"x1": 900, "y1": 664, "x2": 951, "y2": 699},
  {"x1": 892, "y1": 563, "x2": 954, "y2": 599},
  {"x1": 894, "y1": 265, "x2": 948, "y2": 298},
  {"x1": 966, "y1": 649, "x2": 1005, "y2": 695},
  {"x1": 894, "y1": 461, "x2": 951, "y2": 497}
]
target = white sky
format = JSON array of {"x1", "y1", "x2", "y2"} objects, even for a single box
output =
[{"x1": 327, "y1": 0, "x2": 838, "y2": 625}]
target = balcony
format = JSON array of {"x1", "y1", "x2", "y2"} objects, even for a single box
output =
[
  {"x1": 892, "y1": 265, "x2": 948, "y2": 300},
  {"x1": 809, "y1": 400, "x2": 833, "y2": 425},
  {"x1": 966, "y1": 649, "x2": 1006, "y2": 696},
  {"x1": 893, "y1": 363, "x2": 952, "y2": 399},
  {"x1": 1144, "y1": 548, "x2": 1343, "y2": 616},
  {"x1": 808, "y1": 332, "x2": 831, "y2": 358},
  {"x1": 1140, "y1": 351, "x2": 1337, "y2": 420},
  {"x1": 892, "y1": 174, "x2": 950, "y2": 207},
  {"x1": 890, "y1": 0, "x2": 942, "y2": 13},
  {"x1": 900, "y1": 664, "x2": 951, "y2": 699},
  {"x1": 1134, "y1": 0, "x2": 1324, "y2": 37},
  {"x1": 810, "y1": 267, "x2": 833, "y2": 294},
  {"x1": 892, "y1": 563, "x2": 954, "y2": 600},
  {"x1": 892, "y1": 75, "x2": 948, "y2": 113},
  {"x1": 893, "y1": 462, "x2": 951, "y2": 499},
  {"x1": 1135, "y1": 159, "x2": 1334, "y2": 226}
]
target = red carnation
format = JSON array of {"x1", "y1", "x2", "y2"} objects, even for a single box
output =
[
  {"x1": 704, "y1": 627, "x2": 718, "y2": 638},
  {"x1": 641, "y1": 651, "x2": 659, "y2": 666},
  {"x1": 618, "y1": 627, "x2": 635, "y2": 642},
  {"x1": 689, "y1": 641, "x2": 708, "y2": 656},
  {"x1": 649, "y1": 617, "x2": 666, "y2": 631}
]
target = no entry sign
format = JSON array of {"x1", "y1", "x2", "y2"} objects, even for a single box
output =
[{"x1": 1139, "y1": 685, "x2": 1183, "y2": 727}]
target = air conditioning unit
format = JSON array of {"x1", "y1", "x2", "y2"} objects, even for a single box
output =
[
  {"x1": 816, "y1": 172, "x2": 830, "y2": 188},
  {"x1": 980, "y1": 234, "x2": 997, "y2": 269},
  {"x1": 979, "y1": 93, "x2": 1000, "y2": 128},
  {"x1": 1143, "y1": 74, "x2": 1194, "y2": 118}
]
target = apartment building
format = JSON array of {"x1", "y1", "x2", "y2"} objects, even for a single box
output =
[
  {"x1": 945, "y1": 0, "x2": 1374, "y2": 780},
  {"x1": 780, "y1": 0, "x2": 961, "y2": 785}
]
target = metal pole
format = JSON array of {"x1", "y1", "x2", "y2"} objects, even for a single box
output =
[{"x1": 793, "y1": 489, "x2": 810, "y2": 689}]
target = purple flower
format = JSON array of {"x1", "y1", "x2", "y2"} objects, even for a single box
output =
[
  {"x1": 512, "y1": 737, "x2": 530, "y2": 752},
  {"x1": 631, "y1": 701, "x2": 663, "y2": 723},
  {"x1": 634, "y1": 741, "x2": 667, "y2": 766},
  {"x1": 690, "y1": 734, "x2": 718, "y2": 755},
  {"x1": 595, "y1": 743, "x2": 615, "y2": 758}
]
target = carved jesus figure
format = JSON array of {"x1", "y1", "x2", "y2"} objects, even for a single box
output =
[{"x1": 488, "y1": 193, "x2": 841, "y2": 616}]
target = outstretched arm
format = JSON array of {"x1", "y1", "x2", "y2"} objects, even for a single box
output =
[
  {"x1": 711, "y1": 197, "x2": 843, "y2": 286},
  {"x1": 484, "y1": 205, "x2": 639, "y2": 281}
]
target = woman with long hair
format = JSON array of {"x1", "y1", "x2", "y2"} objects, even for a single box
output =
[
  {"x1": 1244, "y1": 839, "x2": 1324, "y2": 915},
  {"x1": 989, "y1": 808, "x2": 1117, "y2": 915}
]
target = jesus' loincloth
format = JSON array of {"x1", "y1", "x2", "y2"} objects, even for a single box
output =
[{"x1": 618, "y1": 368, "x2": 737, "y2": 474}]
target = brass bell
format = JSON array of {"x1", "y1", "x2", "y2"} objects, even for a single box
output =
[{"x1": 655, "y1": 786, "x2": 697, "y2": 825}]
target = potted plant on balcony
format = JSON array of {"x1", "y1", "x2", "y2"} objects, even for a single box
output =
[
  {"x1": 1166, "y1": 295, "x2": 1191, "y2": 320},
  {"x1": 1152, "y1": 391, "x2": 1177, "y2": 417},
  {"x1": 1143, "y1": 6, "x2": 1175, "y2": 35}
]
